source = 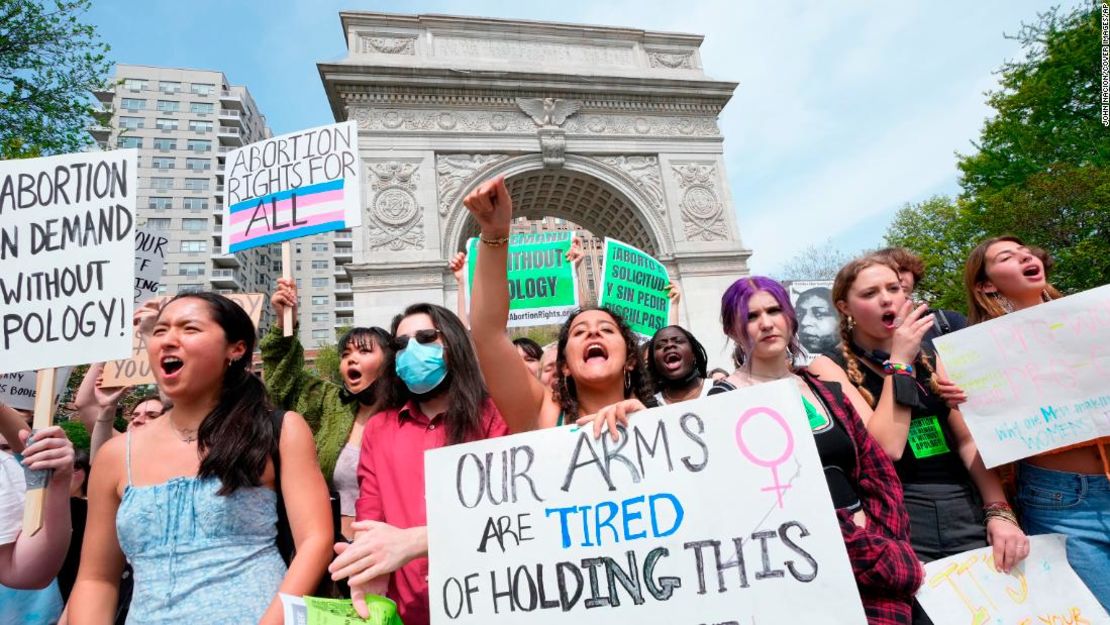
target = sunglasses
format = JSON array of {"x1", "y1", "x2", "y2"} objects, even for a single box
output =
[{"x1": 391, "y1": 329, "x2": 442, "y2": 351}]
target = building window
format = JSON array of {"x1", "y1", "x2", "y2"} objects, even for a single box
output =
[
  {"x1": 183, "y1": 197, "x2": 208, "y2": 210},
  {"x1": 152, "y1": 138, "x2": 176, "y2": 151},
  {"x1": 156, "y1": 100, "x2": 180, "y2": 113},
  {"x1": 159, "y1": 81, "x2": 181, "y2": 94},
  {"x1": 188, "y1": 120, "x2": 213, "y2": 133},
  {"x1": 178, "y1": 262, "x2": 205, "y2": 276},
  {"x1": 311, "y1": 243, "x2": 329, "y2": 252},
  {"x1": 311, "y1": 260, "x2": 329, "y2": 270},
  {"x1": 311, "y1": 296, "x2": 328, "y2": 306},
  {"x1": 145, "y1": 218, "x2": 171, "y2": 230},
  {"x1": 148, "y1": 196, "x2": 172, "y2": 210},
  {"x1": 117, "y1": 136, "x2": 142, "y2": 149},
  {"x1": 311, "y1": 329, "x2": 330, "y2": 341},
  {"x1": 190, "y1": 102, "x2": 214, "y2": 115},
  {"x1": 150, "y1": 156, "x2": 174, "y2": 170},
  {"x1": 123, "y1": 78, "x2": 147, "y2": 92},
  {"x1": 180, "y1": 240, "x2": 207, "y2": 253},
  {"x1": 120, "y1": 116, "x2": 144, "y2": 129},
  {"x1": 187, "y1": 139, "x2": 211, "y2": 152},
  {"x1": 150, "y1": 177, "x2": 173, "y2": 190},
  {"x1": 311, "y1": 277, "x2": 329, "y2": 287},
  {"x1": 311, "y1": 313, "x2": 330, "y2": 323},
  {"x1": 190, "y1": 83, "x2": 215, "y2": 96},
  {"x1": 184, "y1": 178, "x2": 209, "y2": 191},
  {"x1": 185, "y1": 158, "x2": 210, "y2": 171},
  {"x1": 182, "y1": 218, "x2": 207, "y2": 232},
  {"x1": 120, "y1": 98, "x2": 145, "y2": 111},
  {"x1": 155, "y1": 118, "x2": 178, "y2": 131}
]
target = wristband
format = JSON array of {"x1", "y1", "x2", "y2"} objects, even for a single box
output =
[{"x1": 882, "y1": 361, "x2": 914, "y2": 376}]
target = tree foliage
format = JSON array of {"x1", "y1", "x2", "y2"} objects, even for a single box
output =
[
  {"x1": 0, "y1": 0, "x2": 112, "y2": 158},
  {"x1": 887, "y1": 3, "x2": 1108, "y2": 309}
]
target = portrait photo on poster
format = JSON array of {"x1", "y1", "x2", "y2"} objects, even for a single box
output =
[{"x1": 786, "y1": 281, "x2": 837, "y2": 363}]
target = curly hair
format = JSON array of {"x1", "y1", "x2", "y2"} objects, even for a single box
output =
[
  {"x1": 552, "y1": 306, "x2": 654, "y2": 420},
  {"x1": 645, "y1": 325, "x2": 709, "y2": 393}
]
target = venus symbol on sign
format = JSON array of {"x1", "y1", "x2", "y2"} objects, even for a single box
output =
[{"x1": 734, "y1": 406, "x2": 795, "y2": 508}]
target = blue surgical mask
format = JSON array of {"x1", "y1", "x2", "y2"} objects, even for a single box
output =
[{"x1": 395, "y1": 340, "x2": 448, "y2": 395}]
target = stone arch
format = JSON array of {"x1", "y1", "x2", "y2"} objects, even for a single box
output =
[{"x1": 442, "y1": 154, "x2": 674, "y2": 258}]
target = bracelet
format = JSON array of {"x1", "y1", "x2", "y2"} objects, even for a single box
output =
[
  {"x1": 479, "y1": 233, "x2": 510, "y2": 247},
  {"x1": 985, "y1": 509, "x2": 1020, "y2": 527},
  {"x1": 983, "y1": 501, "x2": 1013, "y2": 513},
  {"x1": 882, "y1": 361, "x2": 914, "y2": 376}
]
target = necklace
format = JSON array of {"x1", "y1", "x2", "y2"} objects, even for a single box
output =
[
  {"x1": 747, "y1": 370, "x2": 794, "y2": 382},
  {"x1": 167, "y1": 412, "x2": 198, "y2": 443},
  {"x1": 662, "y1": 379, "x2": 703, "y2": 403}
]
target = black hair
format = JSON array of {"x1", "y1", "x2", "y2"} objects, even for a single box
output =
[
  {"x1": 73, "y1": 448, "x2": 91, "y2": 497},
  {"x1": 338, "y1": 326, "x2": 403, "y2": 411},
  {"x1": 512, "y1": 337, "x2": 543, "y2": 361},
  {"x1": 645, "y1": 325, "x2": 709, "y2": 393},
  {"x1": 553, "y1": 306, "x2": 654, "y2": 419},
  {"x1": 390, "y1": 303, "x2": 489, "y2": 445},
  {"x1": 128, "y1": 394, "x2": 165, "y2": 416},
  {"x1": 160, "y1": 292, "x2": 273, "y2": 496},
  {"x1": 796, "y1": 286, "x2": 832, "y2": 303}
]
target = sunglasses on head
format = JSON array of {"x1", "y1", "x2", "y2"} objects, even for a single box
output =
[{"x1": 391, "y1": 328, "x2": 442, "y2": 351}]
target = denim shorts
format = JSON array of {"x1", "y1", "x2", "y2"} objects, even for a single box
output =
[{"x1": 1017, "y1": 462, "x2": 1110, "y2": 612}]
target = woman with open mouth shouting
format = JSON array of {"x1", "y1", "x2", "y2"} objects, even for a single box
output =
[
  {"x1": 808, "y1": 254, "x2": 1027, "y2": 625},
  {"x1": 462, "y1": 175, "x2": 654, "y2": 437},
  {"x1": 263, "y1": 277, "x2": 402, "y2": 539},
  {"x1": 646, "y1": 325, "x2": 712, "y2": 406},
  {"x1": 964, "y1": 236, "x2": 1109, "y2": 612},
  {"x1": 71, "y1": 292, "x2": 333, "y2": 625}
]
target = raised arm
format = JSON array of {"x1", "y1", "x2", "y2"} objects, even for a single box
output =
[
  {"x1": 448, "y1": 252, "x2": 469, "y2": 329},
  {"x1": 464, "y1": 176, "x2": 549, "y2": 432},
  {"x1": 260, "y1": 278, "x2": 333, "y2": 430}
]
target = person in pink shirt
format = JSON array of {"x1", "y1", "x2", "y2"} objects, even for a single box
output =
[{"x1": 329, "y1": 303, "x2": 508, "y2": 623}]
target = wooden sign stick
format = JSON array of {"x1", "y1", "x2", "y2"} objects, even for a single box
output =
[
  {"x1": 22, "y1": 367, "x2": 57, "y2": 536},
  {"x1": 281, "y1": 241, "x2": 294, "y2": 337}
]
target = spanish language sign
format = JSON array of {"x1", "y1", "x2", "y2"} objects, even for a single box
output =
[
  {"x1": 465, "y1": 232, "x2": 579, "y2": 327},
  {"x1": 223, "y1": 121, "x2": 361, "y2": 253},
  {"x1": 0, "y1": 150, "x2": 138, "y2": 374},
  {"x1": 102, "y1": 293, "x2": 264, "y2": 387},
  {"x1": 133, "y1": 226, "x2": 167, "y2": 304},
  {"x1": 916, "y1": 534, "x2": 1109, "y2": 625},
  {"x1": 0, "y1": 368, "x2": 72, "y2": 412},
  {"x1": 597, "y1": 238, "x2": 669, "y2": 338},
  {"x1": 932, "y1": 284, "x2": 1110, "y2": 468},
  {"x1": 425, "y1": 381, "x2": 867, "y2": 625}
]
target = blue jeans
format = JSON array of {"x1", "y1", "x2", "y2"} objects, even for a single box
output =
[{"x1": 1017, "y1": 462, "x2": 1110, "y2": 612}]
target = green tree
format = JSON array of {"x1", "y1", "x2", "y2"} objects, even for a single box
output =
[
  {"x1": 0, "y1": 0, "x2": 113, "y2": 158},
  {"x1": 887, "y1": 3, "x2": 1109, "y2": 307},
  {"x1": 312, "y1": 343, "x2": 343, "y2": 386}
]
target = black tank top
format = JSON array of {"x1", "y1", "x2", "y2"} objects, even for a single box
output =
[{"x1": 824, "y1": 348, "x2": 969, "y2": 485}]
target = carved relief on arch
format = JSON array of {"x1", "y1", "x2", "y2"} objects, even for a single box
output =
[
  {"x1": 671, "y1": 162, "x2": 728, "y2": 242},
  {"x1": 435, "y1": 154, "x2": 510, "y2": 216},
  {"x1": 366, "y1": 160, "x2": 424, "y2": 251},
  {"x1": 590, "y1": 155, "x2": 664, "y2": 213}
]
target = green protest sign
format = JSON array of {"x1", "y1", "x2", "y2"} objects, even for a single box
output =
[
  {"x1": 597, "y1": 238, "x2": 670, "y2": 338},
  {"x1": 465, "y1": 231, "x2": 579, "y2": 327}
]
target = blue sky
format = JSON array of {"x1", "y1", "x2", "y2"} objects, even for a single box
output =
[{"x1": 85, "y1": 0, "x2": 1074, "y2": 274}]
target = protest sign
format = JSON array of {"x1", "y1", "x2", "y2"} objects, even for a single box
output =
[
  {"x1": 425, "y1": 381, "x2": 867, "y2": 625},
  {"x1": 785, "y1": 280, "x2": 836, "y2": 364},
  {"x1": 223, "y1": 121, "x2": 361, "y2": 253},
  {"x1": 102, "y1": 293, "x2": 265, "y2": 386},
  {"x1": 597, "y1": 238, "x2": 670, "y2": 339},
  {"x1": 916, "y1": 534, "x2": 1109, "y2": 625},
  {"x1": 465, "y1": 232, "x2": 580, "y2": 327},
  {"x1": 0, "y1": 150, "x2": 138, "y2": 374},
  {"x1": 0, "y1": 367, "x2": 73, "y2": 412},
  {"x1": 133, "y1": 227, "x2": 167, "y2": 304},
  {"x1": 280, "y1": 594, "x2": 402, "y2": 625},
  {"x1": 932, "y1": 284, "x2": 1110, "y2": 468}
]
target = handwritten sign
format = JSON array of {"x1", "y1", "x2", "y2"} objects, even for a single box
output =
[
  {"x1": 916, "y1": 534, "x2": 1109, "y2": 625},
  {"x1": 0, "y1": 367, "x2": 72, "y2": 412},
  {"x1": 0, "y1": 150, "x2": 137, "y2": 374},
  {"x1": 102, "y1": 293, "x2": 264, "y2": 386},
  {"x1": 597, "y1": 238, "x2": 670, "y2": 339},
  {"x1": 223, "y1": 121, "x2": 361, "y2": 253},
  {"x1": 933, "y1": 284, "x2": 1110, "y2": 467},
  {"x1": 425, "y1": 381, "x2": 866, "y2": 625},
  {"x1": 133, "y1": 226, "x2": 167, "y2": 304},
  {"x1": 465, "y1": 232, "x2": 580, "y2": 327}
]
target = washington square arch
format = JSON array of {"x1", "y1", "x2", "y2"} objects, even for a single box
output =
[{"x1": 318, "y1": 12, "x2": 752, "y2": 365}]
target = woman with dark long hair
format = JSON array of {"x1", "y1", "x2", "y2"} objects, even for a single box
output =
[
  {"x1": 462, "y1": 175, "x2": 653, "y2": 436},
  {"x1": 646, "y1": 325, "x2": 710, "y2": 406},
  {"x1": 329, "y1": 302, "x2": 507, "y2": 624},
  {"x1": 964, "y1": 235, "x2": 1108, "y2": 610},
  {"x1": 70, "y1": 292, "x2": 333, "y2": 625},
  {"x1": 264, "y1": 277, "x2": 401, "y2": 538}
]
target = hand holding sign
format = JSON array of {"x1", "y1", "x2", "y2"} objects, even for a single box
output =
[
  {"x1": 462, "y1": 176, "x2": 512, "y2": 239},
  {"x1": 271, "y1": 277, "x2": 298, "y2": 330},
  {"x1": 18, "y1": 426, "x2": 74, "y2": 485}
]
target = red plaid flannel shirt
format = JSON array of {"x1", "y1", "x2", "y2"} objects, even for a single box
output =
[{"x1": 802, "y1": 370, "x2": 924, "y2": 625}]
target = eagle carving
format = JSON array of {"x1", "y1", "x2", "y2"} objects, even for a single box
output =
[{"x1": 515, "y1": 98, "x2": 582, "y2": 127}]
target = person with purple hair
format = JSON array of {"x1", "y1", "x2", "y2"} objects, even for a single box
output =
[{"x1": 708, "y1": 276, "x2": 923, "y2": 625}]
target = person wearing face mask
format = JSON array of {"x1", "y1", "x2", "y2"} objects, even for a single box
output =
[
  {"x1": 328, "y1": 303, "x2": 508, "y2": 624},
  {"x1": 964, "y1": 236, "x2": 1109, "y2": 610},
  {"x1": 263, "y1": 277, "x2": 402, "y2": 539},
  {"x1": 646, "y1": 325, "x2": 711, "y2": 406}
]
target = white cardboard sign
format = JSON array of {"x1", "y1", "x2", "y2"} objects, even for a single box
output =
[
  {"x1": 133, "y1": 226, "x2": 167, "y2": 304},
  {"x1": 425, "y1": 381, "x2": 867, "y2": 625},
  {"x1": 0, "y1": 367, "x2": 73, "y2": 412}
]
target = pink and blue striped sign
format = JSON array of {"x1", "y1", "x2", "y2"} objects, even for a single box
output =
[{"x1": 222, "y1": 121, "x2": 361, "y2": 253}]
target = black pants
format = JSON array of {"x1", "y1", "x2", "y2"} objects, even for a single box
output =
[{"x1": 903, "y1": 481, "x2": 989, "y2": 625}]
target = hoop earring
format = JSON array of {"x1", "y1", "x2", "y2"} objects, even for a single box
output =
[{"x1": 846, "y1": 316, "x2": 855, "y2": 331}]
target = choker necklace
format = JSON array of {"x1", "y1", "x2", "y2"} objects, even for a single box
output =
[
  {"x1": 747, "y1": 370, "x2": 794, "y2": 382},
  {"x1": 168, "y1": 413, "x2": 198, "y2": 443}
]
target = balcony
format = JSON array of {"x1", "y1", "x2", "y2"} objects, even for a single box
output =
[
  {"x1": 93, "y1": 87, "x2": 115, "y2": 104},
  {"x1": 333, "y1": 230, "x2": 353, "y2": 240},
  {"x1": 217, "y1": 126, "x2": 242, "y2": 146},
  {"x1": 334, "y1": 282, "x2": 352, "y2": 294},
  {"x1": 214, "y1": 185, "x2": 225, "y2": 197},
  {"x1": 209, "y1": 269, "x2": 242, "y2": 288},
  {"x1": 335, "y1": 301, "x2": 355, "y2": 310},
  {"x1": 211, "y1": 250, "x2": 242, "y2": 268},
  {"x1": 88, "y1": 125, "x2": 111, "y2": 141},
  {"x1": 219, "y1": 89, "x2": 243, "y2": 110},
  {"x1": 219, "y1": 109, "x2": 245, "y2": 127},
  {"x1": 333, "y1": 248, "x2": 353, "y2": 263}
]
